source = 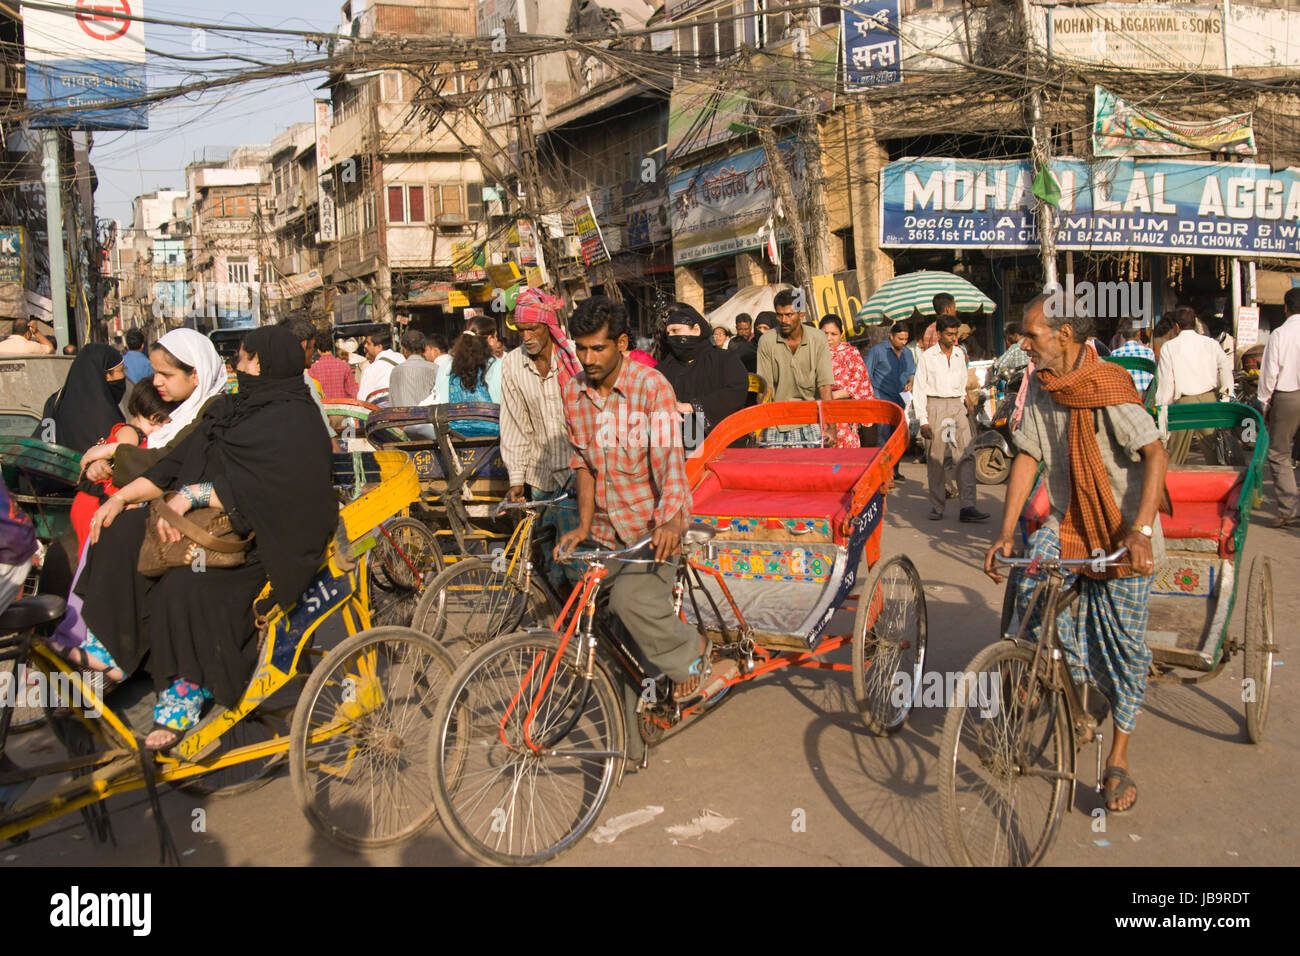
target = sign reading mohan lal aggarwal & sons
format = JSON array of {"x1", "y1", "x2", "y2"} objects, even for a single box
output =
[
  {"x1": 1049, "y1": 4, "x2": 1225, "y2": 72},
  {"x1": 881, "y1": 157, "x2": 1300, "y2": 258}
]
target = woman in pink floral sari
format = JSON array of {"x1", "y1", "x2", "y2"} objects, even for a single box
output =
[{"x1": 820, "y1": 315, "x2": 875, "y2": 448}]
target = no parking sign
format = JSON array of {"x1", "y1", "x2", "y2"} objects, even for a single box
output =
[{"x1": 23, "y1": 0, "x2": 148, "y2": 129}]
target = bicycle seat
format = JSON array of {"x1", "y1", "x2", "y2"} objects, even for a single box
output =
[
  {"x1": 682, "y1": 523, "x2": 716, "y2": 546},
  {"x1": 0, "y1": 595, "x2": 66, "y2": 632}
]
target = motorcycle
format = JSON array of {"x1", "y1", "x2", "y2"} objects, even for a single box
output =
[{"x1": 972, "y1": 370, "x2": 1023, "y2": 485}]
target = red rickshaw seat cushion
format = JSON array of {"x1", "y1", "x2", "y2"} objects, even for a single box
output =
[
  {"x1": 690, "y1": 448, "x2": 879, "y2": 529},
  {"x1": 1160, "y1": 468, "x2": 1244, "y2": 556}
]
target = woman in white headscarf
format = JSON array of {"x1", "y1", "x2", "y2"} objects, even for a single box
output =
[
  {"x1": 79, "y1": 328, "x2": 226, "y2": 488},
  {"x1": 48, "y1": 329, "x2": 226, "y2": 675}
]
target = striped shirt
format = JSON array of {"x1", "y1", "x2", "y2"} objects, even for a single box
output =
[
  {"x1": 1111, "y1": 339, "x2": 1156, "y2": 393},
  {"x1": 500, "y1": 346, "x2": 572, "y2": 492},
  {"x1": 565, "y1": 357, "x2": 690, "y2": 549}
]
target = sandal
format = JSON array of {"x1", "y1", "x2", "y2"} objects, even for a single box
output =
[
  {"x1": 1102, "y1": 765, "x2": 1138, "y2": 813},
  {"x1": 47, "y1": 633, "x2": 126, "y2": 684},
  {"x1": 147, "y1": 678, "x2": 213, "y2": 751},
  {"x1": 673, "y1": 636, "x2": 713, "y2": 703}
]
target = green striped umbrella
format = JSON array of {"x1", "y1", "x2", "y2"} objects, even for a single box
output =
[{"x1": 855, "y1": 271, "x2": 997, "y2": 325}]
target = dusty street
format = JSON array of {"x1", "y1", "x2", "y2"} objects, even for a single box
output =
[{"x1": 4, "y1": 460, "x2": 1295, "y2": 868}]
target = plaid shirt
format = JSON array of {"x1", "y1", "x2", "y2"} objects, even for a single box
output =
[
  {"x1": 1111, "y1": 339, "x2": 1156, "y2": 393},
  {"x1": 310, "y1": 353, "x2": 358, "y2": 401},
  {"x1": 565, "y1": 357, "x2": 690, "y2": 549}
]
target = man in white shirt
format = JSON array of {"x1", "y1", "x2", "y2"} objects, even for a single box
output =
[
  {"x1": 0, "y1": 318, "x2": 55, "y2": 355},
  {"x1": 1260, "y1": 287, "x2": 1300, "y2": 527},
  {"x1": 914, "y1": 314, "x2": 987, "y2": 522},
  {"x1": 1154, "y1": 306, "x2": 1234, "y2": 464},
  {"x1": 422, "y1": 332, "x2": 451, "y2": 374},
  {"x1": 356, "y1": 327, "x2": 404, "y2": 404}
]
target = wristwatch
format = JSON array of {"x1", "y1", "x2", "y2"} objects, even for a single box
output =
[{"x1": 1130, "y1": 523, "x2": 1153, "y2": 537}]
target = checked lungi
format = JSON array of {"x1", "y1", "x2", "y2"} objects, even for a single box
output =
[{"x1": 1014, "y1": 527, "x2": 1154, "y2": 733}]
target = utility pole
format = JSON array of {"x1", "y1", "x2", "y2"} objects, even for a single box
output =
[
  {"x1": 41, "y1": 129, "x2": 70, "y2": 346},
  {"x1": 1020, "y1": 0, "x2": 1057, "y2": 289},
  {"x1": 792, "y1": 8, "x2": 829, "y2": 279},
  {"x1": 504, "y1": 19, "x2": 562, "y2": 292}
]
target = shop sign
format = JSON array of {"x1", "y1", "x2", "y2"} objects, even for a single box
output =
[
  {"x1": 843, "y1": 1, "x2": 901, "y2": 91},
  {"x1": 1093, "y1": 86, "x2": 1254, "y2": 158},
  {"x1": 1050, "y1": 4, "x2": 1225, "y2": 73},
  {"x1": 569, "y1": 196, "x2": 610, "y2": 267},
  {"x1": 452, "y1": 240, "x2": 487, "y2": 282},
  {"x1": 280, "y1": 268, "x2": 323, "y2": 299},
  {"x1": 0, "y1": 227, "x2": 23, "y2": 284},
  {"x1": 670, "y1": 139, "x2": 802, "y2": 265},
  {"x1": 812, "y1": 271, "x2": 865, "y2": 337},
  {"x1": 881, "y1": 156, "x2": 1300, "y2": 258},
  {"x1": 408, "y1": 280, "x2": 451, "y2": 305}
]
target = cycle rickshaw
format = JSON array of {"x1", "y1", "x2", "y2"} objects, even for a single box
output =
[
  {"x1": 940, "y1": 401, "x2": 1276, "y2": 866},
  {"x1": 1, "y1": 451, "x2": 459, "y2": 854},
  {"x1": 425, "y1": 399, "x2": 929, "y2": 865}
]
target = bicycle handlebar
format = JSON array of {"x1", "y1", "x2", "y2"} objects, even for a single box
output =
[
  {"x1": 492, "y1": 488, "x2": 571, "y2": 519},
  {"x1": 995, "y1": 546, "x2": 1129, "y2": 569},
  {"x1": 558, "y1": 535, "x2": 654, "y2": 563}
]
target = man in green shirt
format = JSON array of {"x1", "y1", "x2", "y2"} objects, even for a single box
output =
[{"x1": 756, "y1": 288, "x2": 835, "y2": 446}]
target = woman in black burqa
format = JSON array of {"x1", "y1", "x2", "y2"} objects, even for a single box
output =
[
  {"x1": 78, "y1": 325, "x2": 337, "y2": 749},
  {"x1": 654, "y1": 303, "x2": 749, "y2": 445},
  {"x1": 37, "y1": 342, "x2": 126, "y2": 454}
]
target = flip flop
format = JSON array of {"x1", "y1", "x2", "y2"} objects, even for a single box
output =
[
  {"x1": 673, "y1": 636, "x2": 713, "y2": 704},
  {"x1": 1102, "y1": 765, "x2": 1138, "y2": 813},
  {"x1": 143, "y1": 724, "x2": 188, "y2": 753}
]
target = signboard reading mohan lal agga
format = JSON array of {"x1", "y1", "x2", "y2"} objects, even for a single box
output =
[
  {"x1": 881, "y1": 157, "x2": 1300, "y2": 258},
  {"x1": 1049, "y1": 4, "x2": 1225, "y2": 72}
]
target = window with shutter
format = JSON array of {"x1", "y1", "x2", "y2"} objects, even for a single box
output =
[
  {"x1": 439, "y1": 185, "x2": 464, "y2": 218},
  {"x1": 408, "y1": 186, "x2": 425, "y2": 222},
  {"x1": 387, "y1": 185, "x2": 405, "y2": 222},
  {"x1": 466, "y1": 182, "x2": 483, "y2": 220}
]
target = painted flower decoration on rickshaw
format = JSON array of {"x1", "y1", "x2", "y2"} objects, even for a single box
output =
[{"x1": 1176, "y1": 569, "x2": 1200, "y2": 592}]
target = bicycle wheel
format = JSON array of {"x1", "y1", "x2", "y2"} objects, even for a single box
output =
[
  {"x1": 368, "y1": 517, "x2": 443, "y2": 628},
  {"x1": 1244, "y1": 556, "x2": 1274, "y2": 744},
  {"x1": 851, "y1": 554, "x2": 927, "y2": 735},
  {"x1": 410, "y1": 556, "x2": 557, "y2": 657},
  {"x1": 0, "y1": 659, "x2": 46, "y2": 734},
  {"x1": 431, "y1": 629, "x2": 625, "y2": 866},
  {"x1": 289, "y1": 626, "x2": 457, "y2": 851},
  {"x1": 939, "y1": 640, "x2": 1070, "y2": 867}
]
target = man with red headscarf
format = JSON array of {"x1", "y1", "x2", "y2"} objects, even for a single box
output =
[{"x1": 501, "y1": 288, "x2": 583, "y2": 583}]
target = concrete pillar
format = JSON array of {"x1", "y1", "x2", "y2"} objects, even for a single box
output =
[
  {"x1": 849, "y1": 102, "x2": 894, "y2": 299},
  {"x1": 674, "y1": 264, "x2": 703, "y2": 311},
  {"x1": 734, "y1": 250, "x2": 767, "y2": 289}
]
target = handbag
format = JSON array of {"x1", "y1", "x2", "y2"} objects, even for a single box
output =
[{"x1": 137, "y1": 494, "x2": 254, "y2": 577}]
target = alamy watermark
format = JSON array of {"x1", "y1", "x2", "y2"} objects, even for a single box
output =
[
  {"x1": 890, "y1": 669, "x2": 1002, "y2": 717},
  {"x1": 1043, "y1": 274, "x2": 1153, "y2": 325},
  {"x1": 1, "y1": 666, "x2": 104, "y2": 718},
  {"x1": 594, "y1": 407, "x2": 706, "y2": 450}
]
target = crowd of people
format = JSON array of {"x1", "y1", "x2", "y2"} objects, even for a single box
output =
[{"x1": 4, "y1": 277, "x2": 1300, "y2": 817}]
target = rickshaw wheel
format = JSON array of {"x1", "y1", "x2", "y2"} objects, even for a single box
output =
[
  {"x1": 368, "y1": 517, "x2": 443, "y2": 628},
  {"x1": 409, "y1": 556, "x2": 557, "y2": 657},
  {"x1": 851, "y1": 554, "x2": 927, "y2": 736},
  {"x1": 290, "y1": 626, "x2": 456, "y2": 851},
  {"x1": 939, "y1": 640, "x2": 1070, "y2": 867},
  {"x1": 431, "y1": 630, "x2": 624, "y2": 866},
  {"x1": 0, "y1": 659, "x2": 46, "y2": 733},
  {"x1": 1244, "y1": 556, "x2": 1274, "y2": 744}
]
